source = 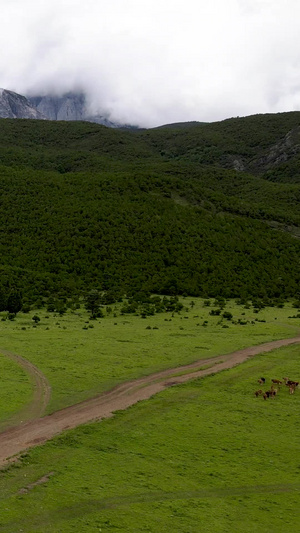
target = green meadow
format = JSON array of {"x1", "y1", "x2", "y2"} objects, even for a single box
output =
[
  {"x1": 0, "y1": 342, "x2": 299, "y2": 532},
  {"x1": 0, "y1": 353, "x2": 32, "y2": 429},
  {"x1": 0, "y1": 298, "x2": 299, "y2": 531},
  {"x1": 0, "y1": 299, "x2": 299, "y2": 420}
]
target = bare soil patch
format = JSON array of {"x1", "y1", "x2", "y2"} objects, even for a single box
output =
[
  {"x1": 18, "y1": 471, "x2": 55, "y2": 494},
  {"x1": 0, "y1": 336, "x2": 299, "y2": 466}
]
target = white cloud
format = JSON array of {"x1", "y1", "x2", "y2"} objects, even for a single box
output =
[{"x1": 0, "y1": 0, "x2": 299, "y2": 126}]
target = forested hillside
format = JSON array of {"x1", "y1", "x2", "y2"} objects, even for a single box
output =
[{"x1": 0, "y1": 113, "x2": 299, "y2": 306}]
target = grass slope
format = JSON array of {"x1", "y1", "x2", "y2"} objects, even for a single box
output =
[
  {"x1": 0, "y1": 353, "x2": 32, "y2": 430},
  {"x1": 0, "y1": 342, "x2": 299, "y2": 532},
  {"x1": 0, "y1": 299, "x2": 299, "y2": 417}
]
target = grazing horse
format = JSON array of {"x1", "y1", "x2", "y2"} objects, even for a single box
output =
[
  {"x1": 265, "y1": 390, "x2": 276, "y2": 399},
  {"x1": 271, "y1": 379, "x2": 282, "y2": 385},
  {"x1": 263, "y1": 391, "x2": 269, "y2": 400},
  {"x1": 283, "y1": 378, "x2": 298, "y2": 387},
  {"x1": 287, "y1": 380, "x2": 299, "y2": 388}
]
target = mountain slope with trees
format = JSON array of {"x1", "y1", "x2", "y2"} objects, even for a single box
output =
[{"x1": 0, "y1": 113, "x2": 299, "y2": 306}]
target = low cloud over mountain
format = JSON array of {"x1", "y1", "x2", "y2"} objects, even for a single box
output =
[{"x1": 0, "y1": 88, "x2": 135, "y2": 128}]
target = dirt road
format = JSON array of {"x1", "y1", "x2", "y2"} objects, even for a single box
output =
[{"x1": 0, "y1": 336, "x2": 299, "y2": 466}]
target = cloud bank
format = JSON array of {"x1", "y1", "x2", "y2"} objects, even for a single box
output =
[{"x1": 0, "y1": 0, "x2": 299, "y2": 127}]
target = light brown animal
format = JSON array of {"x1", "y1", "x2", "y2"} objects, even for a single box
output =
[
  {"x1": 258, "y1": 377, "x2": 266, "y2": 385},
  {"x1": 255, "y1": 389, "x2": 263, "y2": 397}
]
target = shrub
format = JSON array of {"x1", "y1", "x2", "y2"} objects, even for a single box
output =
[{"x1": 32, "y1": 315, "x2": 41, "y2": 325}]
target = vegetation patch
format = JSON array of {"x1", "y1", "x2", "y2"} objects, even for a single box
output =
[
  {"x1": 0, "y1": 115, "x2": 299, "y2": 302},
  {"x1": 0, "y1": 343, "x2": 299, "y2": 532},
  {"x1": 0, "y1": 353, "x2": 32, "y2": 429},
  {"x1": 0, "y1": 299, "x2": 298, "y2": 417}
]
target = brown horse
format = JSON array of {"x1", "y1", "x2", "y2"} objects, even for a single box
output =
[
  {"x1": 271, "y1": 379, "x2": 282, "y2": 386},
  {"x1": 287, "y1": 380, "x2": 298, "y2": 388},
  {"x1": 265, "y1": 390, "x2": 276, "y2": 399}
]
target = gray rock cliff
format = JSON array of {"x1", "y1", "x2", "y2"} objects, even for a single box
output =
[
  {"x1": 28, "y1": 92, "x2": 119, "y2": 127},
  {"x1": 0, "y1": 88, "x2": 138, "y2": 128},
  {"x1": 0, "y1": 88, "x2": 47, "y2": 119}
]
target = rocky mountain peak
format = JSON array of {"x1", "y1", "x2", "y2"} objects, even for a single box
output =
[
  {"x1": 28, "y1": 92, "x2": 119, "y2": 127},
  {"x1": 0, "y1": 88, "x2": 138, "y2": 129},
  {"x1": 0, "y1": 88, "x2": 47, "y2": 120}
]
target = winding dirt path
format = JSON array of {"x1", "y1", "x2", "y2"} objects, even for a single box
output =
[
  {"x1": 0, "y1": 349, "x2": 51, "y2": 430},
  {"x1": 0, "y1": 336, "x2": 299, "y2": 466}
]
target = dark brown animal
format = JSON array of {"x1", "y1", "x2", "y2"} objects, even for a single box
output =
[
  {"x1": 286, "y1": 380, "x2": 299, "y2": 387},
  {"x1": 271, "y1": 379, "x2": 282, "y2": 385},
  {"x1": 255, "y1": 389, "x2": 263, "y2": 397},
  {"x1": 258, "y1": 377, "x2": 266, "y2": 384},
  {"x1": 265, "y1": 390, "x2": 276, "y2": 399},
  {"x1": 283, "y1": 378, "x2": 298, "y2": 387}
]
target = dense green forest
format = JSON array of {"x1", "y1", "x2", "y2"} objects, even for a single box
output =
[{"x1": 0, "y1": 113, "x2": 299, "y2": 307}]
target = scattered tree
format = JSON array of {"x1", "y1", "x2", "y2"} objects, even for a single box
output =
[
  {"x1": 32, "y1": 314, "x2": 41, "y2": 325},
  {"x1": 85, "y1": 289, "x2": 102, "y2": 318}
]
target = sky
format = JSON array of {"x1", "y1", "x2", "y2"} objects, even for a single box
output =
[{"x1": 0, "y1": 0, "x2": 299, "y2": 127}]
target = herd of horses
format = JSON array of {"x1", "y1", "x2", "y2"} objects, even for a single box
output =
[{"x1": 255, "y1": 377, "x2": 299, "y2": 400}]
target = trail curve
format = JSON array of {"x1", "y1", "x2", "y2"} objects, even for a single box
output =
[{"x1": 0, "y1": 336, "x2": 299, "y2": 466}]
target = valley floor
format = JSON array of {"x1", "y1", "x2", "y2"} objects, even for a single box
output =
[{"x1": 1, "y1": 336, "x2": 299, "y2": 466}]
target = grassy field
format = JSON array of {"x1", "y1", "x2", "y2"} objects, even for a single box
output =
[
  {"x1": 0, "y1": 342, "x2": 299, "y2": 532},
  {"x1": 0, "y1": 353, "x2": 32, "y2": 430},
  {"x1": 0, "y1": 298, "x2": 299, "y2": 419}
]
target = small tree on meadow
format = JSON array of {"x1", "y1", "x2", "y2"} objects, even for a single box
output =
[{"x1": 32, "y1": 314, "x2": 41, "y2": 325}]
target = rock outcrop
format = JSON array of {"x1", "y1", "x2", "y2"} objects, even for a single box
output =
[
  {"x1": 0, "y1": 88, "x2": 137, "y2": 128},
  {"x1": 28, "y1": 92, "x2": 118, "y2": 127},
  {"x1": 0, "y1": 88, "x2": 47, "y2": 120},
  {"x1": 250, "y1": 126, "x2": 300, "y2": 171}
]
